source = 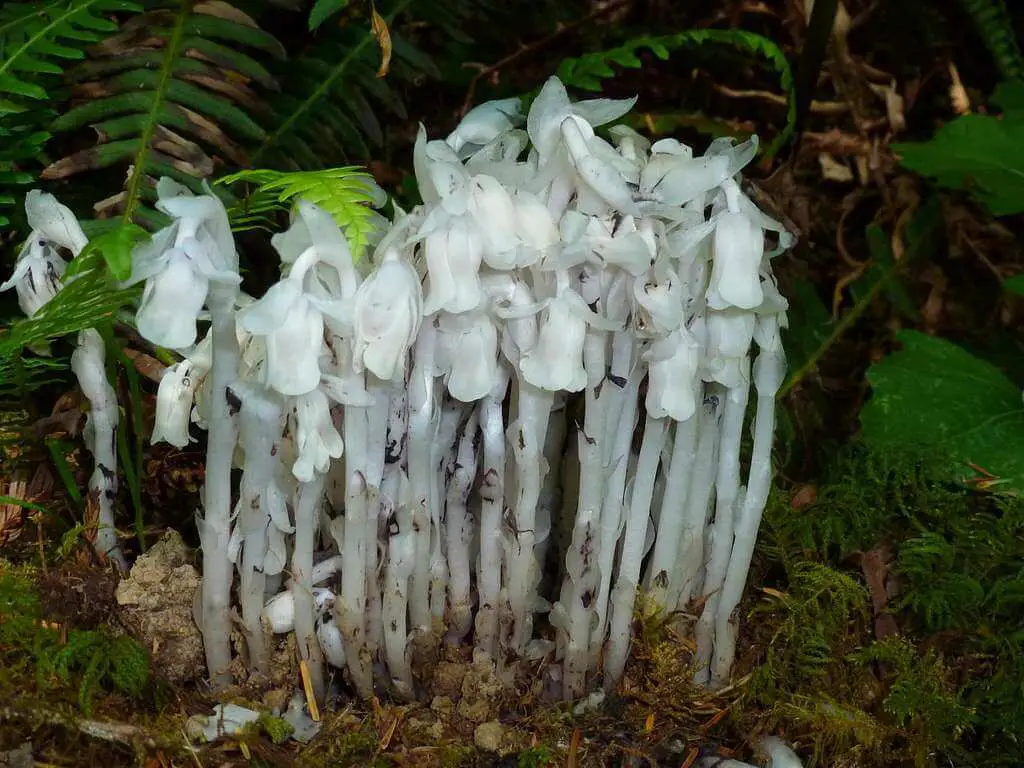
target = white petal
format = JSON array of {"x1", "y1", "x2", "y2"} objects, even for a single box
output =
[
  {"x1": 519, "y1": 293, "x2": 587, "y2": 392},
  {"x1": 423, "y1": 217, "x2": 483, "y2": 315},
  {"x1": 25, "y1": 190, "x2": 88, "y2": 255},
  {"x1": 354, "y1": 253, "x2": 422, "y2": 381},
  {"x1": 527, "y1": 76, "x2": 573, "y2": 159},
  {"x1": 152, "y1": 360, "x2": 199, "y2": 447},
  {"x1": 136, "y1": 251, "x2": 208, "y2": 349},
  {"x1": 443, "y1": 314, "x2": 499, "y2": 402},
  {"x1": 570, "y1": 94, "x2": 638, "y2": 128},
  {"x1": 239, "y1": 279, "x2": 301, "y2": 335},
  {"x1": 707, "y1": 212, "x2": 764, "y2": 310},
  {"x1": 264, "y1": 307, "x2": 324, "y2": 397}
]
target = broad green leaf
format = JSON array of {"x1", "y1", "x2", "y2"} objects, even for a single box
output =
[
  {"x1": 82, "y1": 223, "x2": 149, "y2": 281},
  {"x1": 862, "y1": 330, "x2": 1024, "y2": 493},
  {"x1": 893, "y1": 114, "x2": 1024, "y2": 216},
  {"x1": 993, "y1": 78, "x2": 1024, "y2": 117},
  {"x1": 309, "y1": 0, "x2": 350, "y2": 31},
  {"x1": 1004, "y1": 274, "x2": 1024, "y2": 297}
]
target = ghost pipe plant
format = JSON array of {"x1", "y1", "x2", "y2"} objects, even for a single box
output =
[
  {"x1": 125, "y1": 179, "x2": 242, "y2": 688},
  {"x1": 119, "y1": 74, "x2": 791, "y2": 700},
  {"x1": 1, "y1": 191, "x2": 127, "y2": 570}
]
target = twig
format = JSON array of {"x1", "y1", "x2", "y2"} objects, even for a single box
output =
[
  {"x1": 712, "y1": 83, "x2": 849, "y2": 114},
  {"x1": 459, "y1": 0, "x2": 632, "y2": 117}
]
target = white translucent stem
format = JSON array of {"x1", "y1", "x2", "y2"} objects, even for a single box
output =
[
  {"x1": 693, "y1": 378, "x2": 750, "y2": 686},
  {"x1": 446, "y1": 410, "x2": 479, "y2": 641},
  {"x1": 431, "y1": 398, "x2": 463, "y2": 624},
  {"x1": 644, "y1": 411, "x2": 698, "y2": 607},
  {"x1": 473, "y1": 373, "x2": 508, "y2": 662},
  {"x1": 711, "y1": 353, "x2": 782, "y2": 688},
  {"x1": 71, "y1": 329, "x2": 127, "y2": 571},
  {"x1": 363, "y1": 380, "x2": 392, "y2": 658},
  {"x1": 503, "y1": 380, "x2": 553, "y2": 656},
  {"x1": 559, "y1": 327, "x2": 607, "y2": 696},
  {"x1": 590, "y1": 372, "x2": 640, "y2": 664},
  {"x1": 670, "y1": 393, "x2": 723, "y2": 610},
  {"x1": 407, "y1": 323, "x2": 438, "y2": 631},
  {"x1": 292, "y1": 472, "x2": 327, "y2": 701},
  {"x1": 235, "y1": 390, "x2": 283, "y2": 678},
  {"x1": 198, "y1": 285, "x2": 239, "y2": 689},
  {"x1": 340, "y1": 394, "x2": 373, "y2": 697},
  {"x1": 604, "y1": 414, "x2": 667, "y2": 690},
  {"x1": 383, "y1": 525, "x2": 416, "y2": 698}
]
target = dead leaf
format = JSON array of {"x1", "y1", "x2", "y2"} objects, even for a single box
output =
[
  {"x1": 948, "y1": 61, "x2": 970, "y2": 115},
  {"x1": 855, "y1": 547, "x2": 899, "y2": 640},
  {"x1": 818, "y1": 153, "x2": 855, "y2": 183},
  {"x1": 370, "y1": 5, "x2": 391, "y2": 77},
  {"x1": 790, "y1": 484, "x2": 817, "y2": 509}
]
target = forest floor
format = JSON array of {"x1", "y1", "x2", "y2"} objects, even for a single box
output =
[{"x1": 2, "y1": 0, "x2": 1023, "y2": 766}]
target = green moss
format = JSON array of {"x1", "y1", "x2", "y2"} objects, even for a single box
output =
[
  {"x1": 746, "y1": 442, "x2": 1024, "y2": 766},
  {"x1": 257, "y1": 712, "x2": 295, "y2": 744},
  {"x1": 0, "y1": 564, "x2": 149, "y2": 715}
]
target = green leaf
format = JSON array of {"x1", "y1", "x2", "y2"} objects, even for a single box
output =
[
  {"x1": 992, "y1": 78, "x2": 1024, "y2": 117},
  {"x1": 1003, "y1": 274, "x2": 1024, "y2": 296},
  {"x1": 862, "y1": 330, "x2": 1024, "y2": 493},
  {"x1": 219, "y1": 166, "x2": 386, "y2": 257},
  {"x1": 309, "y1": 0, "x2": 349, "y2": 31},
  {"x1": 893, "y1": 114, "x2": 1024, "y2": 216},
  {"x1": 82, "y1": 222, "x2": 148, "y2": 281}
]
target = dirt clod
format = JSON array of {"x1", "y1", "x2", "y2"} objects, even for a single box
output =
[{"x1": 115, "y1": 530, "x2": 203, "y2": 683}]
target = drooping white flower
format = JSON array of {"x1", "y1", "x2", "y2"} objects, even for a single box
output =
[
  {"x1": 519, "y1": 287, "x2": 589, "y2": 393},
  {"x1": 240, "y1": 276, "x2": 326, "y2": 397},
  {"x1": 447, "y1": 97, "x2": 523, "y2": 156},
  {"x1": 0, "y1": 190, "x2": 88, "y2": 317},
  {"x1": 352, "y1": 248, "x2": 422, "y2": 382},
  {"x1": 128, "y1": 186, "x2": 241, "y2": 349},
  {"x1": 706, "y1": 210, "x2": 764, "y2": 311},
  {"x1": 135, "y1": 245, "x2": 211, "y2": 350},
  {"x1": 0, "y1": 237, "x2": 68, "y2": 317},
  {"x1": 152, "y1": 356, "x2": 208, "y2": 447},
  {"x1": 438, "y1": 310, "x2": 500, "y2": 402},
  {"x1": 644, "y1": 327, "x2": 701, "y2": 421},
  {"x1": 291, "y1": 388, "x2": 344, "y2": 482},
  {"x1": 633, "y1": 266, "x2": 684, "y2": 337},
  {"x1": 422, "y1": 216, "x2": 483, "y2": 315}
]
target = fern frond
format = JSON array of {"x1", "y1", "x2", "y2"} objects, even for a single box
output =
[
  {"x1": 0, "y1": 240, "x2": 139, "y2": 358},
  {"x1": 41, "y1": 1, "x2": 285, "y2": 228},
  {"x1": 556, "y1": 30, "x2": 796, "y2": 156},
  {"x1": 219, "y1": 167, "x2": 387, "y2": 257},
  {"x1": 0, "y1": 0, "x2": 141, "y2": 224},
  {"x1": 959, "y1": 0, "x2": 1023, "y2": 80},
  {"x1": 253, "y1": 0, "x2": 437, "y2": 169}
]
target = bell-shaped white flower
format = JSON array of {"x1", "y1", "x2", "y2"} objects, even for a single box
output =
[
  {"x1": 447, "y1": 97, "x2": 522, "y2": 156},
  {"x1": 152, "y1": 356, "x2": 208, "y2": 447},
  {"x1": 423, "y1": 216, "x2": 483, "y2": 315},
  {"x1": 644, "y1": 327, "x2": 701, "y2": 421},
  {"x1": 633, "y1": 266, "x2": 684, "y2": 337},
  {"x1": 352, "y1": 249, "x2": 422, "y2": 382},
  {"x1": 0, "y1": 190, "x2": 89, "y2": 317},
  {"x1": 135, "y1": 244, "x2": 211, "y2": 350},
  {"x1": 239, "y1": 275, "x2": 325, "y2": 397},
  {"x1": 526, "y1": 76, "x2": 635, "y2": 161},
  {"x1": 25, "y1": 189, "x2": 89, "y2": 255},
  {"x1": 703, "y1": 309, "x2": 755, "y2": 388},
  {"x1": 128, "y1": 186, "x2": 241, "y2": 349},
  {"x1": 438, "y1": 310, "x2": 500, "y2": 402},
  {"x1": 519, "y1": 288, "x2": 589, "y2": 393},
  {"x1": 706, "y1": 210, "x2": 764, "y2": 310},
  {"x1": 291, "y1": 388, "x2": 344, "y2": 482},
  {"x1": 0, "y1": 237, "x2": 67, "y2": 317}
]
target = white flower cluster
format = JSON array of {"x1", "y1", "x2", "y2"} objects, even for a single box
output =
[{"x1": 3, "y1": 74, "x2": 791, "y2": 700}]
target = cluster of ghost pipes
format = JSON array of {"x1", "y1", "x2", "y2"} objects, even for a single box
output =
[{"x1": 1, "y1": 76, "x2": 790, "y2": 702}]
